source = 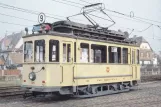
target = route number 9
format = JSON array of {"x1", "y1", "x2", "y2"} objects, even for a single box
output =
[{"x1": 38, "y1": 13, "x2": 46, "y2": 24}]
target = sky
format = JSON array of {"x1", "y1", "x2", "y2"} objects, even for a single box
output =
[{"x1": 0, "y1": 0, "x2": 161, "y2": 52}]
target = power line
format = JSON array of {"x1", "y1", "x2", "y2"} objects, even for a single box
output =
[
  {"x1": 142, "y1": 37, "x2": 161, "y2": 40},
  {"x1": 158, "y1": 26, "x2": 161, "y2": 29},
  {"x1": 52, "y1": 0, "x2": 158, "y2": 33},
  {"x1": 52, "y1": 0, "x2": 135, "y2": 25},
  {"x1": 0, "y1": 1, "x2": 159, "y2": 35},
  {"x1": 0, "y1": 2, "x2": 88, "y2": 22},
  {"x1": 105, "y1": 8, "x2": 161, "y2": 24},
  {"x1": 61, "y1": 0, "x2": 86, "y2": 6},
  {"x1": 78, "y1": 0, "x2": 90, "y2": 4},
  {"x1": 52, "y1": 0, "x2": 82, "y2": 8},
  {"x1": 0, "y1": 1, "x2": 155, "y2": 30},
  {"x1": 0, "y1": 12, "x2": 37, "y2": 22},
  {"x1": 0, "y1": 2, "x2": 87, "y2": 26},
  {"x1": 78, "y1": 0, "x2": 161, "y2": 24},
  {"x1": 138, "y1": 24, "x2": 153, "y2": 32},
  {"x1": 0, "y1": 2, "x2": 64, "y2": 18},
  {"x1": 52, "y1": 0, "x2": 161, "y2": 27},
  {"x1": 0, "y1": 5, "x2": 62, "y2": 20},
  {"x1": 0, "y1": 20, "x2": 31, "y2": 27},
  {"x1": 0, "y1": 2, "x2": 64, "y2": 20}
]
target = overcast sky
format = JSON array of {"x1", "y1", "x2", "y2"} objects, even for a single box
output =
[{"x1": 0, "y1": 0, "x2": 161, "y2": 52}]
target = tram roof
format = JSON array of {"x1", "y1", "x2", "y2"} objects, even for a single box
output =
[{"x1": 23, "y1": 31, "x2": 139, "y2": 47}]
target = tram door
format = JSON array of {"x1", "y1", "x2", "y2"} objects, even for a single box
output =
[
  {"x1": 131, "y1": 49, "x2": 137, "y2": 79},
  {"x1": 61, "y1": 41, "x2": 74, "y2": 86}
]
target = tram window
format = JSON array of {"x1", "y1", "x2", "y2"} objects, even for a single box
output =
[
  {"x1": 49, "y1": 40, "x2": 59, "y2": 62},
  {"x1": 122, "y1": 48, "x2": 128, "y2": 64},
  {"x1": 24, "y1": 41, "x2": 33, "y2": 62},
  {"x1": 108, "y1": 46, "x2": 121, "y2": 63},
  {"x1": 35, "y1": 40, "x2": 45, "y2": 62},
  {"x1": 63, "y1": 44, "x2": 66, "y2": 62},
  {"x1": 80, "y1": 43, "x2": 89, "y2": 63},
  {"x1": 91, "y1": 44, "x2": 107, "y2": 63},
  {"x1": 132, "y1": 50, "x2": 135, "y2": 64},
  {"x1": 67, "y1": 44, "x2": 71, "y2": 62},
  {"x1": 63, "y1": 43, "x2": 71, "y2": 62},
  {"x1": 136, "y1": 50, "x2": 140, "y2": 64}
]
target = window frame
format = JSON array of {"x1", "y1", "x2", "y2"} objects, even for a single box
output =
[
  {"x1": 122, "y1": 48, "x2": 128, "y2": 64},
  {"x1": 24, "y1": 41, "x2": 33, "y2": 62},
  {"x1": 132, "y1": 49, "x2": 135, "y2": 64},
  {"x1": 34, "y1": 39, "x2": 45, "y2": 62},
  {"x1": 108, "y1": 46, "x2": 121, "y2": 64},
  {"x1": 91, "y1": 44, "x2": 107, "y2": 63},
  {"x1": 137, "y1": 49, "x2": 140, "y2": 64},
  {"x1": 49, "y1": 39, "x2": 59, "y2": 62},
  {"x1": 80, "y1": 43, "x2": 89, "y2": 63},
  {"x1": 62, "y1": 43, "x2": 72, "y2": 63}
]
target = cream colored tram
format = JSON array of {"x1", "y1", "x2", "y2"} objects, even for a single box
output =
[{"x1": 22, "y1": 21, "x2": 140, "y2": 98}]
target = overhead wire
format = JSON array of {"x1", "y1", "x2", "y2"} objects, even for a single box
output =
[
  {"x1": 1, "y1": 1, "x2": 160, "y2": 28},
  {"x1": 0, "y1": 1, "x2": 116, "y2": 25},
  {"x1": 0, "y1": 2, "x2": 85, "y2": 33},
  {"x1": 52, "y1": 0, "x2": 158, "y2": 33},
  {"x1": 52, "y1": 0, "x2": 82, "y2": 8},
  {"x1": 137, "y1": 24, "x2": 153, "y2": 32},
  {"x1": 0, "y1": 1, "x2": 158, "y2": 30},
  {"x1": 78, "y1": 0, "x2": 161, "y2": 24},
  {"x1": 52, "y1": 0, "x2": 115, "y2": 23},
  {"x1": 129, "y1": 29, "x2": 134, "y2": 36},
  {"x1": 61, "y1": 0, "x2": 86, "y2": 6},
  {"x1": 0, "y1": 1, "x2": 160, "y2": 38},
  {"x1": 0, "y1": 20, "x2": 31, "y2": 27},
  {"x1": 0, "y1": 2, "x2": 88, "y2": 23},
  {"x1": 52, "y1": 0, "x2": 138, "y2": 31},
  {"x1": 58, "y1": 0, "x2": 161, "y2": 40},
  {"x1": 78, "y1": 0, "x2": 161, "y2": 31},
  {"x1": 0, "y1": 2, "x2": 64, "y2": 20},
  {"x1": 0, "y1": 12, "x2": 37, "y2": 22}
]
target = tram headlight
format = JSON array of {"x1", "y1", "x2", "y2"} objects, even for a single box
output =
[{"x1": 29, "y1": 72, "x2": 36, "y2": 81}]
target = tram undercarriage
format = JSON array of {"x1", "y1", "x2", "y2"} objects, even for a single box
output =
[{"x1": 23, "y1": 81, "x2": 138, "y2": 99}]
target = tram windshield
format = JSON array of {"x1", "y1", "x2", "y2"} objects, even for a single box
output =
[
  {"x1": 24, "y1": 41, "x2": 33, "y2": 62},
  {"x1": 34, "y1": 40, "x2": 45, "y2": 62}
]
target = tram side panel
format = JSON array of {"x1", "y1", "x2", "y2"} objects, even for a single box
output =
[{"x1": 75, "y1": 64, "x2": 134, "y2": 86}]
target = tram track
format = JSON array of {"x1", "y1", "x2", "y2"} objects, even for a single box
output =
[
  {"x1": 0, "y1": 86, "x2": 25, "y2": 97},
  {"x1": 0, "y1": 78, "x2": 159, "y2": 98},
  {"x1": 77, "y1": 92, "x2": 161, "y2": 107}
]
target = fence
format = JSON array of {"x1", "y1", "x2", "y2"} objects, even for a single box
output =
[
  {"x1": 140, "y1": 65, "x2": 161, "y2": 76},
  {"x1": 140, "y1": 65, "x2": 161, "y2": 82}
]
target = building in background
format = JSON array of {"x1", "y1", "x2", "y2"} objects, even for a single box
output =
[
  {"x1": 135, "y1": 36, "x2": 156, "y2": 66},
  {"x1": 0, "y1": 31, "x2": 24, "y2": 71}
]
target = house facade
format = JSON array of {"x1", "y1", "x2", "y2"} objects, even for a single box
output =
[
  {"x1": 135, "y1": 36, "x2": 155, "y2": 65},
  {"x1": 0, "y1": 31, "x2": 24, "y2": 71}
]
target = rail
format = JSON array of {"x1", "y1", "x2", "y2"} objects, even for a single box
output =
[{"x1": 0, "y1": 86, "x2": 25, "y2": 97}]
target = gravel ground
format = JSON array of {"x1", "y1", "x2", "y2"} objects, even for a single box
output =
[{"x1": 0, "y1": 81, "x2": 161, "y2": 107}]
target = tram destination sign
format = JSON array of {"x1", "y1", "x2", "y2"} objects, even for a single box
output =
[{"x1": 38, "y1": 12, "x2": 46, "y2": 24}]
